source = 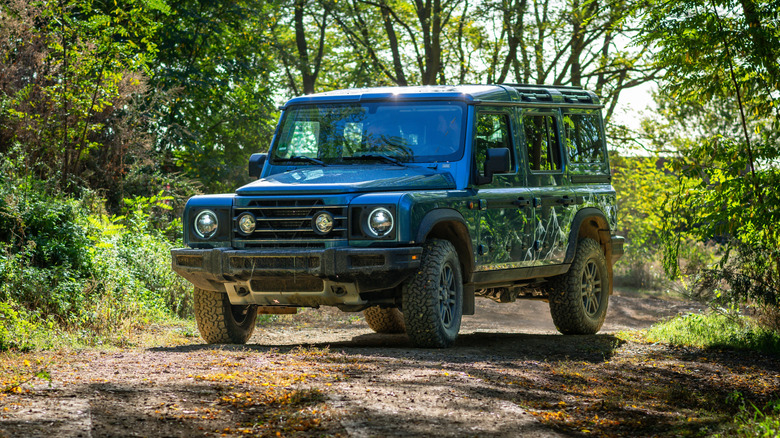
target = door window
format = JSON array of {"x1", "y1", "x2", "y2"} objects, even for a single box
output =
[
  {"x1": 475, "y1": 112, "x2": 514, "y2": 175},
  {"x1": 523, "y1": 114, "x2": 561, "y2": 172}
]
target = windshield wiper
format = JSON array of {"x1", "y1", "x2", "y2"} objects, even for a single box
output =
[
  {"x1": 343, "y1": 153, "x2": 406, "y2": 167},
  {"x1": 285, "y1": 155, "x2": 327, "y2": 166}
]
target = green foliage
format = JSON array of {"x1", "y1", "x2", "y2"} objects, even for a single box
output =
[
  {"x1": 730, "y1": 399, "x2": 780, "y2": 438},
  {"x1": 609, "y1": 152, "x2": 701, "y2": 289},
  {"x1": 149, "y1": 0, "x2": 277, "y2": 193},
  {"x1": 0, "y1": 157, "x2": 191, "y2": 350},
  {"x1": 610, "y1": 154, "x2": 676, "y2": 251},
  {"x1": 0, "y1": 0, "x2": 167, "y2": 192},
  {"x1": 0, "y1": 302, "x2": 41, "y2": 352},
  {"x1": 646, "y1": 312, "x2": 780, "y2": 354},
  {"x1": 640, "y1": 0, "x2": 780, "y2": 119},
  {"x1": 640, "y1": 0, "x2": 780, "y2": 317}
]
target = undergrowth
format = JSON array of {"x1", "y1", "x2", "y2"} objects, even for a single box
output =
[
  {"x1": 0, "y1": 162, "x2": 191, "y2": 351},
  {"x1": 646, "y1": 312, "x2": 780, "y2": 354},
  {"x1": 720, "y1": 393, "x2": 780, "y2": 437}
]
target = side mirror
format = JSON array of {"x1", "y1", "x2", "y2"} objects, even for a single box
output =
[
  {"x1": 476, "y1": 147, "x2": 511, "y2": 185},
  {"x1": 248, "y1": 153, "x2": 267, "y2": 179}
]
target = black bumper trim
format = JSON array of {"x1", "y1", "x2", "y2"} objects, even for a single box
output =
[{"x1": 171, "y1": 246, "x2": 423, "y2": 292}]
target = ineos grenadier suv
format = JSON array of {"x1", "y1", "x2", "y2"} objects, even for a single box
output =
[{"x1": 171, "y1": 84, "x2": 624, "y2": 348}]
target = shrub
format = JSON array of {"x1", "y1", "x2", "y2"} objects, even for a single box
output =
[
  {"x1": 0, "y1": 165, "x2": 191, "y2": 349},
  {"x1": 0, "y1": 301, "x2": 40, "y2": 351}
]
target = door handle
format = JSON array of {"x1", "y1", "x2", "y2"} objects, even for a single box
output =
[
  {"x1": 513, "y1": 197, "x2": 532, "y2": 207},
  {"x1": 557, "y1": 195, "x2": 582, "y2": 205}
]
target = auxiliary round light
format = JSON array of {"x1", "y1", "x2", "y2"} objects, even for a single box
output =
[
  {"x1": 367, "y1": 207, "x2": 393, "y2": 238},
  {"x1": 194, "y1": 210, "x2": 218, "y2": 239},
  {"x1": 237, "y1": 212, "x2": 256, "y2": 235},
  {"x1": 313, "y1": 211, "x2": 334, "y2": 235}
]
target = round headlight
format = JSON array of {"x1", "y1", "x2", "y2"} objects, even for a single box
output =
[
  {"x1": 313, "y1": 211, "x2": 334, "y2": 235},
  {"x1": 367, "y1": 207, "x2": 393, "y2": 237},
  {"x1": 237, "y1": 213, "x2": 256, "y2": 235},
  {"x1": 194, "y1": 210, "x2": 218, "y2": 239}
]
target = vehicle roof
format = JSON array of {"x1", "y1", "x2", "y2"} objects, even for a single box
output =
[{"x1": 282, "y1": 84, "x2": 601, "y2": 108}]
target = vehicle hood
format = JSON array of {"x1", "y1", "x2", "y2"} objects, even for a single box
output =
[{"x1": 235, "y1": 165, "x2": 456, "y2": 195}]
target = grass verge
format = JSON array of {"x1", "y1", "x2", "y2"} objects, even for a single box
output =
[
  {"x1": 644, "y1": 311, "x2": 780, "y2": 436},
  {"x1": 645, "y1": 311, "x2": 780, "y2": 354},
  {"x1": 731, "y1": 400, "x2": 780, "y2": 437}
]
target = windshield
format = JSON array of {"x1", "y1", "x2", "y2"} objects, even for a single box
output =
[{"x1": 271, "y1": 102, "x2": 464, "y2": 164}]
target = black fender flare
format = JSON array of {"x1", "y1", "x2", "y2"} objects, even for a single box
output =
[
  {"x1": 415, "y1": 208, "x2": 476, "y2": 315},
  {"x1": 564, "y1": 207, "x2": 616, "y2": 294},
  {"x1": 416, "y1": 208, "x2": 468, "y2": 242},
  {"x1": 563, "y1": 207, "x2": 611, "y2": 265}
]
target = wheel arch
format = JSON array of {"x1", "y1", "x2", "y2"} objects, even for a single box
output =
[
  {"x1": 564, "y1": 207, "x2": 616, "y2": 294},
  {"x1": 416, "y1": 209, "x2": 474, "y2": 277},
  {"x1": 415, "y1": 208, "x2": 476, "y2": 315}
]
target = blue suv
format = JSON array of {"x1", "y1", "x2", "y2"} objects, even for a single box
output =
[{"x1": 171, "y1": 84, "x2": 624, "y2": 348}]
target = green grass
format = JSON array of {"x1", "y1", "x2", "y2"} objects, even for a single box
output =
[
  {"x1": 0, "y1": 169, "x2": 193, "y2": 352},
  {"x1": 716, "y1": 396, "x2": 780, "y2": 438},
  {"x1": 646, "y1": 312, "x2": 780, "y2": 435},
  {"x1": 646, "y1": 312, "x2": 780, "y2": 354},
  {"x1": 735, "y1": 401, "x2": 780, "y2": 437}
]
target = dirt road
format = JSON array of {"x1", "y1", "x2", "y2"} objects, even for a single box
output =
[{"x1": 1, "y1": 291, "x2": 777, "y2": 437}]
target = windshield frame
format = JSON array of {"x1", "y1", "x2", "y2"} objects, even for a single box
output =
[{"x1": 269, "y1": 100, "x2": 467, "y2": 166}]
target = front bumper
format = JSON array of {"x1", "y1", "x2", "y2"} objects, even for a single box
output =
[{"x1": 171, "y1": 246, "x2": 422, "y2": 307}]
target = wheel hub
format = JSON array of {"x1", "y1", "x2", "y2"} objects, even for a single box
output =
[
  {"x1": 580, "y1": 260, "x2": 602, "y2": 317},
  {"x1": 438, "y1": 263, "x2": 457, "y2": 328}
]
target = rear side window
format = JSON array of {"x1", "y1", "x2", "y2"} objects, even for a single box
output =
[
  {"x1": 563, "y1": 113, "x2": 605, "y2": 165},
  {"x1": 523, "y1": 114, "x2": 561, "y2": 172},
  {"x1": 563, "y1": 112, "x2": 608, "y2": 174}
]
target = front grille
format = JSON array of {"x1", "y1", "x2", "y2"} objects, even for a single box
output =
[{"x1": 234, "y1": 199, "x2": 348, "y2": 244}]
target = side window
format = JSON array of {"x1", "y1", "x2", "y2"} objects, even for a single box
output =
[
  {"x1": 523, "y1": 114, "x2": 561, "y2": 172},
  {"x1": 475, "y1": 112, "x2": 513, "y2": 175},
  {"x1": 563, "y1": 113, "x2": 605, "y2": 166}
]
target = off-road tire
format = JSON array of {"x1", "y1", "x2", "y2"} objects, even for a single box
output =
[
  {"x1": 363, "y1": 307, "x2": 406, "y2": 334},
  {"x1": 402, "y1": 239, "x2": 463, "y2": 348},
  {"x1": 548, "y1": 238, "x2": 609, "y2": 335},
  {"x1": 193, "y1": 288, "x2": 258, "y2": 344}
]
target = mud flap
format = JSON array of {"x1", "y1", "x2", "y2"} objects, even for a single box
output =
[{"x1": 463, "y1": 284, "x2": 475, "y2": 315}]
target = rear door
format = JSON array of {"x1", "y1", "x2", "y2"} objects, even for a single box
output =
[{"x1": 520, "y1": 109, "x2": 578, "y2": 265}]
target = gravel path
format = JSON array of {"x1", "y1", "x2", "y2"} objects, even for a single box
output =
[{"x1": 3, "y1": 290, "x2": 776, "y2": 437}]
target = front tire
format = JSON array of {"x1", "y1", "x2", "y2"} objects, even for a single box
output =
[
  {"x1": 549, "y1": 238, "x2": 609, "y2": 335},
  {"x1": 402, "y1": 239, "x2": 463, "y2": 348},
  {"x1": 193, "y1": 288, "x2": 258, "y2": 344},
  {"x1": 364, "y1": 307, "x2": 406, "y2": 334}
]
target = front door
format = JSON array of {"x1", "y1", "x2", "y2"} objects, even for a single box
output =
[{"x1": 473, "y1": 109, "x2": 536, "y2": 271}]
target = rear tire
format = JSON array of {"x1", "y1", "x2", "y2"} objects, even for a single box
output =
[
  {"x1": 193, "y1": 288, "x2": 258, "y2": 344},
  {"x1": 549, "y1": 238, "x2": 609, "y2": 335},
  {"x1": 402, "y1": 239, "x2": 463, "y2": 348},
  {"x1": 364, "y1": 307, "x2": 406, "y2": 334}
]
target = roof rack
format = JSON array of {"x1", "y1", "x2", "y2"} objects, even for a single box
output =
[
  {"x1": 499, "y1": 83, "x2": 583, "y2": 91},
  {"x1": 496, "y1": 83, "x2": 598, "y2": 105}
]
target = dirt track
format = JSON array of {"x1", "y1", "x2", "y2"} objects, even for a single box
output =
[{"x1": 2, "y1": 290, "x2": 778, "y2": 437}]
